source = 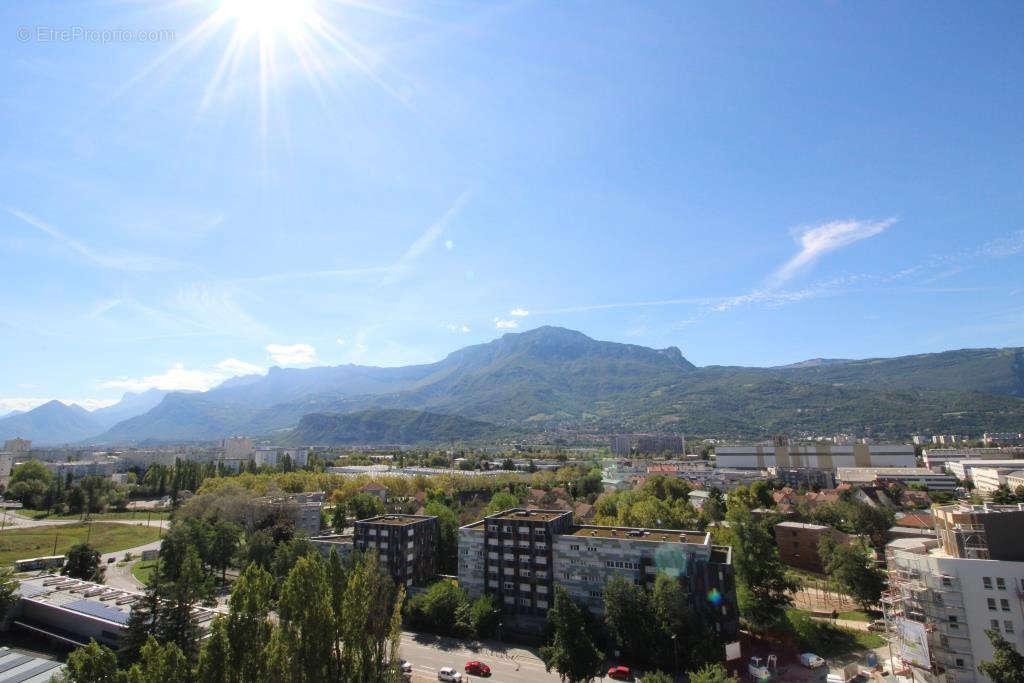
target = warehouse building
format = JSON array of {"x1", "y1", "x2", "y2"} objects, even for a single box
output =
[
  {"x1": 836, "y1": 467, "x2": 957, "y2": 491},
  {"x1": 715, "y1": 437, "x2": 915, "y2": 470}
]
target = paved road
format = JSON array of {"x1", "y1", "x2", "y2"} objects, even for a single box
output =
[
  {"x1": 399, "y1": 633, "x2": 563, "y2": 683},
  {"x1": 0, "y1": 510, "x2": 170, "y2": 530}
]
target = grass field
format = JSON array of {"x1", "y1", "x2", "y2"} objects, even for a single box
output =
[
  {"x1": 786, "y1": 609, "x2": 886, "y2": 657},
  {"x1": 837, "y1": 610, "x2": 872, "y2": 622},
  {"x1": 0, "y1": 523, "x2": 163, "y2": 566},
  {"x1": 16, "y1": 509, "x2": 171, "y2": 522},
  {"x1": 131, "y1": 560, "x2": 158, "y2": 585}
]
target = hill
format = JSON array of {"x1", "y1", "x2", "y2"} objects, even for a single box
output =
[
  {"x1": 282, "y1": 409, "x2": 504, "y2": 445},
  {"x1": 0, "y1": 401, "x2": 104, "y2": 445},
  {"x1": 88, "y1": 327, "x2": 1024, "y2": 443}
]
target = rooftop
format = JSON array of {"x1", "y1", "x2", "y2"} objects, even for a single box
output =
[
  {"x1": 485, "y1": 509, "x2": 571, "y2": 522},
  {"x1": 775, "y1": 521, "x2": 832, "y2": 530},
  {"x1": 357, "y1": 514, "x2": 436, "y2": 526},
  {"x1": 569, "y1": 525, "x2": 709, "y2": 544},
  {"x1": 0, "y1": 647, "x2": 63, "y2": 683},
  {"x1": 836, "y1": 467, "x2": 949, "y2": 480}
]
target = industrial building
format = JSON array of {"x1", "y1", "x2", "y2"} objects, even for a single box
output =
[
  {"x1": 922, "y1": 448, "x2": 1022, "y2": 474},
  {"x1": 836, "y1": 467, "x2": 957, "y2": 491},
  {"x1": 715, "y1": 437, "x2": 915, "y2": 470},
  {"x1": 458, "y1": 509, "x2": 738, "y2": 637},
  {"x1": 883, "y1": 504, "x2": 1024, "y2": 682},
  {"x1": 769, "y1": 467, "x2": 836, "y2": 489},
  {"x1": 945, "y1": 460, "x2": 1024, "y2": 483},
  {"x1": 0, "y1": 647, "x2": 64, "y2": 683}
]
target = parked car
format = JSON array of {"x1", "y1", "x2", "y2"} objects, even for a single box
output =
[
  {"x1": 399, "y1": 660, "x2": 413, "y2": 673},
  {"x1": 607, "y1": 666, "x2": 633, "y2": 681},
  {"x1": 799, "y1": 653, "x2": 825, "y2": 669},
  {"x1": 465, "y1": 660, "x2": 491, "y2": 676},
  {"x1": 437, "y1": 667, "x2": 462, "y2": 682},
  {"x1": 868, "y1": 620, "x2": 887, "y2": 632}
]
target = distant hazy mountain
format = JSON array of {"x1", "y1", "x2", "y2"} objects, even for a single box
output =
[
  {"x1": 0, "y1": 400, "x2": 104, "y2": 445},
  {"x1": 282, "y1": 409, "x2": 504, "y2": 445},
  {"x1": 778, "y1": 358, "x2": 853, "y2": 369},
  {"x1": 91, "y1": 389, "x2": 170, "y2": 430},
  {"x1": 91, "y1": 326, "x2": 1024, "y2": 443}
]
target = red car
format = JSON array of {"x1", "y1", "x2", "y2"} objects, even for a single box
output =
[
  {"x1": 465, "y1": 661, "x2": 491, "y2": 676},
  {"x1": 608, "y1": 666, "x2": 633, "y2": 681}
]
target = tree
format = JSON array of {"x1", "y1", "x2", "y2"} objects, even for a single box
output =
[
  {"x1": 651, "y1": 573, "x2": 720, "y2": 673},
  {"x1": 468, "y1": 594, "x2": 501, "y2": 638},
  {"x1": 338, "y1": 551, "x2": 404, "y2": 682},
  {"x1": 347, "y1": 493, "x2": 385, "y2": 521},
  {"x1": 405, "y1": 580, "x2": 470, "y2": 636},
  {"x1": 603, "y1": 576, "x2": 655, "y2": 667},
  {"x1": 540, "y1": 587, "x2": 604, "y2": 683},
  {"x1": 727, "y1": 500, "x2": 798, "y2": 633},
  {"x1": 66, "y1": 640, "x2": 121, "y2": 683},
  {"x1": 209, "y1": 519, "x2": 241, "y2": 583},
  {"x1": 63, "y1": 543, "x2": 103, "y2": 582},
  {"x1": 276, "y1": 555, "x2": 336, "y2": 682},
  {"x1": 819, "y1": 537, "x2": 885, "y2": 611},
  {"x1": 0, "y1": 567, "x2": 19, "y2": 623},
  {"x1": 157, "y1": 546, "x2": 208, "y2": 664},
  {"x1": 195, "y1": 618, "x2": 229, "y2": 683},
  {"x1": 484, "y1": 491, "x2": 520, "y2": 516},
  {"x1": 120, "y1": 574, "x2": 163, "y2": 666},
  {"x1": 991, "y1": 485, "x2": 1016, "y2": 505},
  {"x1": 424, "y1": 500, "x2": 458, "y2": 574},
  {"x1": 123, "y1": 637, "x2": 190, "y2": 683},
  {"x1": 331, "y1": 504, "x2": 347, "y2": 532},
  {"x1": 214, "y1": 562, "x2": 274, "y2": 682},
  {"x1": 979, "y1": 628, "x2": 1024, "y2": 683},
  {"x1": 688, "y1": 663, "x2": 739, "y2": 683},
  {"x1": 639, "y1": 674, "x2": 673, "y2": 683}
]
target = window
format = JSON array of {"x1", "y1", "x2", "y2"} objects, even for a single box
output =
[
  {"x1": 586, "y1": 546, "x2": 597, "y2": 552},
  {"x1": 992, "y1": 619, "x2": 1001, "y2": 630},
  {"x1": 1006, "y1": 621, "x2": 1015, "y2": 634},
  {"x1": 988, "y1": 598, "x2": 997, "y2": 611},
  {"x1": 997, "y1": 577, "x2": 1007, "y2": 590},
  {"x1": 984, "y1": 577, "x2": 993, "y2": 589},
  {"x1": 570, "y1": 544, "x2": 579, "y2": 551},
  {"x1": 589, "y1": 590, "x2": 600, "y2": 598},
  {"x1": 504, "y1": 582, "x2": 515, "y2": 591},
  {"x1": 1002, "y1": 599, "x2": 1010, "y2": 612},
  {"x1": 942, "y1": 577, "x2": 952, "y2": 587},
  {"x1": 955, "y1": 658, "x2": 964, "y2": 668}
]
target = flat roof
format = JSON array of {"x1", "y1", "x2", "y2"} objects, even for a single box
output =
[
  {"x1": 776, "y1": 521, "x2": 831, "y2": 530},
  {"x1": 569, "y1": 525, "x2": 708, "y2": 545},
  {"x1": 357, "y1": 514, "x2": 435, "y2": 526},
  {"x1": 486, "y1": 509, "x2": 570, "y2": 522}
]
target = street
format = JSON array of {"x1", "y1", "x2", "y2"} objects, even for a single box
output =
[{"x1": 399, "y1": 632, "x2": 563, "y2": 683}]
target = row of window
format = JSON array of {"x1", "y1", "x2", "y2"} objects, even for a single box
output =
[
  {"x1": 568, "y1": 544, "x2": 600, "y2": 552},
  {"x1": 987, "y1": 598, "x2": 1012, "y2": 612},
  {"x1": 982, "y1": 576, "x2": 1009, "y2": 590},
  {"x1": 605, "y1": 560, "x2": 640, "y2": 569},
  {"x1": 991, "y1": 619, "x2": 1015, "y2": 634}
]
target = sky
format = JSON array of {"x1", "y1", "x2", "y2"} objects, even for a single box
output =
[{"x1": 1, "y1": 0, "x2": 1022, "y2": 414}]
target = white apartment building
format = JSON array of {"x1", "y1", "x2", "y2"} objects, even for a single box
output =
[
  {"x1": 945, "y1": 460, "x2": 1024, "y2": 483},
  {"x1": 221, "y1": 437, "x2": 254, "y2": 460},
  {"x1": 923, "y1": 449, "x2": 1022, "y2": 474},
  {"x1": 971, "y1": 468, "x2": 1009, "y2": 495},
  {"x1": 1005, "y1": 471, "x2": 1024, "y2": 491},
  {"x1": 715, "y1": 438, "x2": 915, "y2": 470},
  {"x1": 883, "y1": 504, "x2": 1024, "y2": 683}
]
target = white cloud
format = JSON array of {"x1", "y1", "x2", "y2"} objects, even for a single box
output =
[
  {"x1": 493, "y1": 317, "x2": 519, "y2": 329},
  {"x1": 509, "y1": 307, "x2": 529, "y2": 317},
  {"x1": 216, "y1": 358, "x2": 265, "y2": 376},
  {"x1": 445, "y1": 324, "x2": 471, "y2": 333},
  {"x1": 770, "y1": 218, "x2": 896, "y2": 286},
  {"x1": 444, "y1": 240, "x2": 454, "y2": 250},
  {"x1": 336, "y1": 338, "x2": 346, "y2": 345},
  {"x1": 6, "y1": 207, "x2": 179, "y2": 271},
  {"x1": 266, "y1": 343, "x2": 317, "y2": 366},
  {"x1": 100, "y1": 363, "x2": 226, "y2": 392}
]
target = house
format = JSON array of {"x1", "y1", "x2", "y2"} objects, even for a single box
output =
[
  {"x1": 899, "y1": 489, "x2": 932, "y2": 509},
  {"x1": 774, "y1": 521, "x2": 850, "y2": 573},
  {"x1": 894, "y1": 511, "x2": 934, "y2": 529},
  {"x1": 803, "y1": 489, "x2": 842, "y2": 506},
  {"x1": 358, "y1": 482, "x2": 389, "y2": 503},
  {"x1": 573, "y1": 502, "x2": 596, "y2": 522},
  {"x1": 772, "y1": 487, "x2": 804, "y2": 508},
  {"x1": 853, "y1": 486, "x2": 896, "y2": 509}
]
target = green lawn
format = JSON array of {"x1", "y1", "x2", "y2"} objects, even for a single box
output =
[
  {"x1": 131, "y1": 560, "x2": 158, "y2": 585},
  {"x1": 15, "y1": 509, "x2": 170, "y2": 522},
  {"x1": 0, "y1": 523, "x2": 163, "y2": 566},
  {"x1": 786, "y1": 609, "x2": 885, "y2": 657},
  {"x1": 837, "y1": 610, "x2": 872, "y2": 622}
]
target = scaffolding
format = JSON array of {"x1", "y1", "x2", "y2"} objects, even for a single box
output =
[{"x1": 881, "y1": 557, "x2": 976, "y2": 683}]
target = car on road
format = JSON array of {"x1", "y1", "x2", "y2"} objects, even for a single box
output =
[
  {"x1": 799, "y1": 653, "x2": 825, "y2": 668},
  {"x1": 607, "y1": 665, "x2": 633, "y2": 680},
  {"x1": 464, "y1": 661, "x2": 491, "y2": 676},
  {"x1": 438, "y1": 666, "x2": 462, "y2": 682},
  {"x1": 399, "y1": 660, "x2": 413, "y2": 673}
]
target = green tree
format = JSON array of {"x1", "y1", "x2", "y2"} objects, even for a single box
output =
[
  {"x1": 225, "y1": 562, "x2": 275, "y2": 682},
  {"x1": 819, "y1": 537, "x2": 885, "y2": 611},
  {"x1": 979, "y1": 628, "x2": 1024, "y2": 683},
  {"x1": 484, "y1": 491, "x2": 520, "y2": 516},
  {"x1": 331, "y1": 504, "x2": 347, "y2": 532},
  {"x1": 157, "y1": 546, "x2": 208, "y2": 664},
  {"x1": 9, "y1": 459, "x2": 52, "y2": 487},
  {"x1": 277, "y1": 555, "x2": 336, "y2": 682},
  {"x1": 338, "y1": 552, "x2": 404, "y2": 682},
  {"x1": 63, "y1": 543, "x2": 103, "y2": 582},
  {"x1": 123, "y1": 636, "x2": 190, "y2": 683},
  {"x1": 424, "y1": 500, "x2": 458, "y2": 574},
  {"x1": 651, "y1": 573, "x2": 720, "y2": 673},
  {"x1": 209, "y1": 519, "x2": 241, "y2": 583},
  {"x1": 639, "y1": 673, "x2": 673, "y2": 683},
  {"x1": 195, "y1": 618, "x2": 229, "y2": 683},
  {"x1": 405, "y1": 580, "x2": 470, "y2": 636},
  {"x1": 66, "y1": 640, "x2": 122, "y2": 683},
  {"x1": 727, "y1": 500, "x2": 797, "y2": 633},
  {"x1": 540, "y1": 587, "x2": 604, "y2": 683},
  {"x1": 0, "y1": 567, "x2": 19, "y2": 623},
  {"x1": 120, "y1": 575, "x2": 163, "y2": 666},
  {"x1": 347, "y1": 493, "x2": 385, "y2": 520},
  {"x1": 688, "y1": 662, "x2": 739, "y2": 683},
  {"x1": 603, "y1": 575, "x2": 655, "y2": 667},
  {"x1": 468, "y1": 594, "x2": 501, "y2": 638}
]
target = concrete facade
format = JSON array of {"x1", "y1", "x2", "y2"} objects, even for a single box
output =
[
  {"x1": 716, "y1": 441, "x2": 915, "y2": 470},
  {"x1": 774, "y1": 521, "x2": 849, "y2": 573},
  {"x1": 354, "y1": 514, "x2": 439, "y2": 587},
  {"x1": 837, "y1": 467, "x2": 957, "y2": 491}
]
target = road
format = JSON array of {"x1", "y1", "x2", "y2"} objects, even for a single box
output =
[
  {"x1": 0, "y1": 510, "x2": 170, "y2": 531},
  {"x1": 399, "y1": 632, "x2": 564, "y2": 683}
]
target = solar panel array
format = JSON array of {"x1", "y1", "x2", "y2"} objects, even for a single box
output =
[
  {"x1": 14, "y1": 585, "x2": 46, "y2": 600},
  {"x1": 64, "y1": 599, "x2": 130, "y2": 625}
]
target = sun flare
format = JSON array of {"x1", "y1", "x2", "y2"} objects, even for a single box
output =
[{"x1": 215, "y1": 0, "x2": 317, "y2": 41}]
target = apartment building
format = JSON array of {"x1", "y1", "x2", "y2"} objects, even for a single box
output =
[
  {"x1": 43, "y1": 460, "x2": 117, "y2": 480},
  {"x1": 250, "y1": 491, "x2": 324, "y2": 536},
  {"x1": 883, "y1": 504, "x2": 1024, "y2": 682},
  {"x1": 770, "y1": 467, "x2": 836, "y2": 489},
  {"x1": 458, "y1": 509, "x2": 738, "y2": 637},
  {"x1": 923, "y1": 449, "x2": 1023, "y2": 474},
  {"x1": 945, "y1": 460, "x2": 1024, "y2": 483},
  {"x1": 1005, "y1": 471, "x2": 1024, "y2": 491},
  {"x1": 774, "y1": 521, "x2": 849, "y2": 573},
  {"x1": 353, "y1": 514, "x2": 438, "y2": 587},
  {"x1": 715, "y1": 438, "x2": 915, "y2": 470},
  {"x1": 836, "y1": 467, "x2": 957, "y2": 491}
]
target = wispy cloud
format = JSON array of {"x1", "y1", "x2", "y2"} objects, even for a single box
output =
[
  {"x1": 445, "y1": 324, "x2": 471, "y2": 333},
  {"x1": 509, "y1": 307, "x2": 529, "y2": 317},
  {"x1": 769, "y1": 218, "x2": 897, "y2": 287},
  {"x1": 265, "y1": 343, "x2": 317, "y2": 366},
  {"x1": 216, "y1": 358, "x2": 265, "y2": 375},
  {"x1": 5, "y1": 207, "x2": 180, "y2": 271},
  {"x1": 493, "y1": 317, "x2": 518, "y2": 329},
  {"x1": 100, "y1": 363, "x2": 228, "y2": 392},
  {"x1": 379, "y1": 192, "x2": 470, "y2": 286},
  {"x1": 535, "y1": 298, "x2": 706, "y2": 315}
]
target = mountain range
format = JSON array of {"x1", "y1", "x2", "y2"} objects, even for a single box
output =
[
  {"x1": 0, "y1": 389, "x2": 167, "y2": 445},
  {"x1": 4, "y1": 327, "x2": 1023, "y2": 445}
]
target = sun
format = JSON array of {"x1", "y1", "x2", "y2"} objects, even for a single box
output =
[{"x1": 215, "y1": 0, "x2": 316, "y2": 41}]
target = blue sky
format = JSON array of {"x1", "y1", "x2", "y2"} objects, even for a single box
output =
[{"x1": 1, "y1": 0, "x2": 1022, "y2": 413}]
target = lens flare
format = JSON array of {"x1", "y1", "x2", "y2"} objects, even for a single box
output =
[{"x1": 707, "y1": 588, "x2": 722, "y2": 606}]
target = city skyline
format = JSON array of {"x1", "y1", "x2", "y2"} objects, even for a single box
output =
[{"x1": 2, "y1": 0, "x2": 1022, "y2": 412}]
